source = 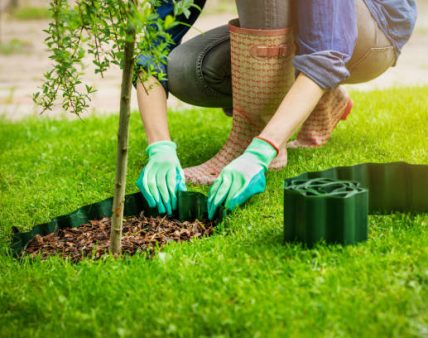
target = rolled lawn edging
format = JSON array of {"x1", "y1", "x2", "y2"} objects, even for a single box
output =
[{"x1": 284, "y1": 162, "x2": 428, "y2": 246}]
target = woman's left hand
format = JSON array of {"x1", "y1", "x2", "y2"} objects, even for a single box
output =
[{"x1": 207, "y1": 137, "x2": 278, "y2": 219}]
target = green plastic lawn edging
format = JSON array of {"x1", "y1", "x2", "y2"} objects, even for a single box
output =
[
  {"x1": 284, "y1": 162, "x2": 428, "y2": 246},
  {"x1": 10, "y1": 191, "x2": 225, "y2": 257}
]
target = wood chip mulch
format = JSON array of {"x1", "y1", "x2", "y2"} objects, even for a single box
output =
[{"x1": 24, "y1": 213, "x2": 214, "y2": 262}]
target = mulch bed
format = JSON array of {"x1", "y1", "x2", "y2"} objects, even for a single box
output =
[{"x1": 24, "y1": 213, "x2": 214, "y2": 262}]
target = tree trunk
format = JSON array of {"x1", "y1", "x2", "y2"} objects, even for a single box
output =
[{"x1": 110, "y1": 23, "x2": 136, "y2": 255}]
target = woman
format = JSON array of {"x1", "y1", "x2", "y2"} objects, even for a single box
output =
[{"x1": 135, "y1": 0, "x2": 417, "y2": 219}]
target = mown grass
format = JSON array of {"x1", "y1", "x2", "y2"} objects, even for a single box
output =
[
  {"x1": 0, "y1": 38, "x2": 32, "y2": 55},
  {"x1": 0, "y1": 87, "x2": 427, "y2": 337},
  {"x1": 204, "y1": 0, "x2": 237, "y2": 15},
  {"x1": 10, "y1": 6, "x2": 51, "y2": 21}
]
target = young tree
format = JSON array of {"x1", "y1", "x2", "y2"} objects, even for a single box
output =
[{"x1": 34, "y1": 0, "x2": 195, "y2": 254}]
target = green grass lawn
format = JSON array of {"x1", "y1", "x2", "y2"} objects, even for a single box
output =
[
  {"x1": 0, "y1": 39, "x2": 32, "y2": 56},
  {"x1": 10, "y1": 7, "x2": 51, "y2": 21},
  {"x1": 0, "y1": 87, "x2": 427, "y2": 337}
]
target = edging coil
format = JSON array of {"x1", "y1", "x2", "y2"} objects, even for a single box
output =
[{"x1": 284, "y1": 162, "x2": 428, "y2": 246}]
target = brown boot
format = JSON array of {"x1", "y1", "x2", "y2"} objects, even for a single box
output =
[
  {"x1": 287, "y1": 87, "x2": 353, "y2": 149},
  {"x1": 184, "y1": 19, "x2": 295, "y2": 185}
]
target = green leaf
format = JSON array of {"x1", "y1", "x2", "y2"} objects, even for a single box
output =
[{"x1": 164, "y1": 15, "x2": 175, "y2": 30}]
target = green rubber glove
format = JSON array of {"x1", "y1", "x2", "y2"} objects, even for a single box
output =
[
  {"x1": 136, "y1": 140, "x2": 186, "y2": 216},
  {"x1": 208, "y1": 137, "x2": 277, "y2": 220}
]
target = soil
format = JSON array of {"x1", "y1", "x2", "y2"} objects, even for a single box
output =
[{"x1": 23, "y1": 213, "x2": 214, "y2": 262}]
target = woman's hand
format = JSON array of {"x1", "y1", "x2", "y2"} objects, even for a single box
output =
[
  {"x1": 136, "y1": 141, "x2": 186, "y2": 215},
  {"x1": 207, "y1": 137, "x2": 277, "y2": 219}
]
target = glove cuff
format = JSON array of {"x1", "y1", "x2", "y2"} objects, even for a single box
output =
[
  {"x1": 245, "y1": 138, "x2": 278, "y2": 170},
  {"x1": 255, "y1": 136, "x2": 279, "y2": 155},
  {"x1": 146, "y1": 140, "x2": 177, "y2": 157}
]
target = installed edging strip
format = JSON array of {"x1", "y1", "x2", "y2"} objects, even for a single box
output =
[
  {"x1": 284, "y1": 162, "x2": 428, "y2": 246},
  {"x1": 10, "y1": 191, "x2": 225, "y2": 257}
]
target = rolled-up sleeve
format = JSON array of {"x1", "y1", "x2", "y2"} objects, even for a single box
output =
[{"x1": 293, "y1": 0, "x2": 358, "y2": 89}]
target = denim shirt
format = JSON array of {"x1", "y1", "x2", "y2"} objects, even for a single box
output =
[{"x1": 137, "y1": 0, "x2": 416, "y2": 91}]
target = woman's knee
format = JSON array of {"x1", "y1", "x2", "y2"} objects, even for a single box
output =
[
  {"x1": 167, "y1": 44, "x2": 200, "y2": 104},
  {"x1": 167, "y1": 25, "x2": 232, "y2": 107}
]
